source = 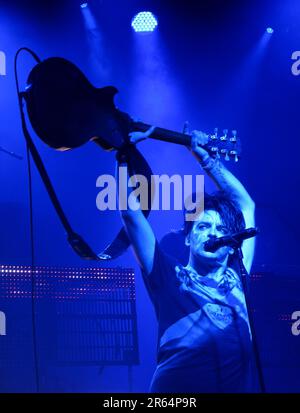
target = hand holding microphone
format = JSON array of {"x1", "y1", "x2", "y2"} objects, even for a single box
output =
[{"x1": 204, "y1": 227, "x2": 258, "y2": 252}]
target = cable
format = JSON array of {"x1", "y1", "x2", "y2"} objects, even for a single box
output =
[{"x1": 14, "y1": 47, "x2": 41, "y2": 393}]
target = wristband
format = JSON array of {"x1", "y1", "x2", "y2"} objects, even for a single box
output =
[{"x1": 200, "y1": 156, "x2": 217, "y2": 171}]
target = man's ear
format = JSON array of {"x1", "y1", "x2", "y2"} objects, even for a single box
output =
[{"x1": 185, "y1": 233, "x2": 190, "y2": 247}]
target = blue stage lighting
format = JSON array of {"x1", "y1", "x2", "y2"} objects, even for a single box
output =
[
  {"x1": 131, "y1": 11, "x2": 158, "y2": 33},
  {"x1": 266, "y1": 27, "x2": 274, "y2": 34},
  {"x1": 80, "y1": 3, "x2": 88, "y2": 8}
]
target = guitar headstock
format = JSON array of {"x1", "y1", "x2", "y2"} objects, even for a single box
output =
[{"x1": 205, "y1": 128, "x2": 241, "y2": 162}]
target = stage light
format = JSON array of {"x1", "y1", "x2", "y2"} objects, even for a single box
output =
[
  {"x1": 131, "y1": 11, "x2": 158, "y2": 33},
  {"x1": 80, "y1": 2, "x2": 88, "y2": 8},
  {"x1": 266, "y1": 27, "x2": 274, "y2": 34}
]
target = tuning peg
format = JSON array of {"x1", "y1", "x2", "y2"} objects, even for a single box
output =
[
  {"x1": 225, "y1": 151, "x2": 230, "y2": 161},
  {"x1": 211, "y1": 127, "x2": 218, "y2": 139},
  {"x1": 230, "y1": 150, "x2": 239, "y2": 162},
  {"x1": 210, "y1": 128, "x2": 217, "y2": 140},
  {"x1": 210, "y1": 146, "x2": 219, "y2": 156},
  {"x1": 230, "y1": 129, "x2": 237, "y2": 142},
  {"x1": 220, "y1": 128, "x2": 228, "y2": 141}
]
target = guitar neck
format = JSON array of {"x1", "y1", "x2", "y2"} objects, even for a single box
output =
[
  {"x1": 131, "y1": 120, "x2": 241, "y2": 163},
  {"x1": 132, "y1": 121, "x2": 192, "y2": 146}
]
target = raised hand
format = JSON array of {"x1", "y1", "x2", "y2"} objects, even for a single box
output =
[
  {"x1": 129, "y1": 125, "x2": 156, "y2": 144},
  {"x1": 183, "y1": 121, "x2": 211, "y2": 163}
]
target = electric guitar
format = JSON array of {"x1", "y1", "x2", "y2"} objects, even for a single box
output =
[{"x1": 24, "y1": 57, "x2": 241, "y2": 161}]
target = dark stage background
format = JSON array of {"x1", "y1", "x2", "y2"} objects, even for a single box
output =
[{"x1": 0, "y1": 0, "x2": 300, "y2": 392}]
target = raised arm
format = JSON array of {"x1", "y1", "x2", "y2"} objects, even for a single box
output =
[
  {"x1": 190, "y1": 130, "x2": 256, "y2": 273},
  {"x1": 117, "y1": 131, "x2": 156, "y2": 275}
]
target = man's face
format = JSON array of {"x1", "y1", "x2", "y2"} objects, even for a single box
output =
[{"x1": 186, "y1": 209, "x2": 234, "y2": 262}]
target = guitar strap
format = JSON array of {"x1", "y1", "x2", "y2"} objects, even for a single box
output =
[
  {"x1": 98, "y1": 144, "x2": 154, "y2": 259},
  {"x1": 20, "y1": 96, "x2": 153, "y2": 260}
]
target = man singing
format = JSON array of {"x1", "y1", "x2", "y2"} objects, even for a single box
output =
[{"x1": 118, "y1": 126, "x2": 257, "y2": 392}]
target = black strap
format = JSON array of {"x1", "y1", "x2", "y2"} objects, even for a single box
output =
[
  {"x1": 98, "y1": 144, "x2": 155, "y2": 259},
  {"x1": 20, "y1": 96, "x2": 153, "y2": 260}
]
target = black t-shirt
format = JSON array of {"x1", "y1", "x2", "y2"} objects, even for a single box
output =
[{"x1": 142, "y1": 243, "x2": 258, "y2": 393}]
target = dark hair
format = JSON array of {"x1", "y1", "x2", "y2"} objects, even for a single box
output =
[{"x1": 184, "y1": 191, "x2": 245, "y2": 236}]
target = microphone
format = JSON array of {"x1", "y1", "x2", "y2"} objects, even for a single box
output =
[{"x1": 204, "y1": 227, "x2": 258, "y2": 252}]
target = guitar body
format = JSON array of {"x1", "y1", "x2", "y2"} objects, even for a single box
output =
[
  {"x1": 24, "y1": 56, "x2": 241, "y2": 161},
  {"x1": 25, "y1": 57, "x2": 130, "y2": 150}
]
